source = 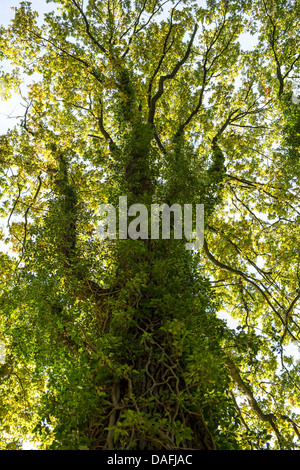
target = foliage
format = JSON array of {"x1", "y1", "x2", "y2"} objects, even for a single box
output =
[{"x1": 0, "y1": 0, "x2": 300, "y2": 450}]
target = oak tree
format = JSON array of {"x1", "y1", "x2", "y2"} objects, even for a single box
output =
[{"x1": 1, "y1": 0, "x2": 300, "y2": 450}]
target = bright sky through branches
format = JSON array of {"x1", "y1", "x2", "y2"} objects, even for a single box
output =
[
  {"x1": 0, "y1": 1, "x2": 57, "y2": 134},
  {"x1": 0, "y1": 0, "x2": 258, "y2": 135}
]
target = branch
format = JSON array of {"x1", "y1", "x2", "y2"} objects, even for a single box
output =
[
  {"x1": 70, "y1": 0, "x2": 107, "y2": 55},
  {"x1": 154, "y1": 130, "x2": 167, "y2": 155},
  {"x1": 229, "y1": 389, "x2": 253, "y2": 436},
  {"x1": 32, "y1": 31, "x2": 104, "y2": 85},
  {"x1": 214, "y1": 114, "x2": 236, "y2": 139},
  {"x1": 283, "y1": 52, "x2": 300, "y2": 80},
  {"x1": 207, "y1": 223, "x2": 274, "y2": 283},
  {"x1": 202, "y1": 238, "x2": 289, "y2": 332},
  {"x1": 22, "y1": 175, "x2": 42, "y2": 253},
  {"x1": 11, "y1": 372, "x2": 30, "y2": 410},
  {"x1": 280, "y1": 291, "x2": 300, "y2": 344},
  {"x1": 78, "y1": 324, "x2": 99, "y2": 354},
  {"x1": 147, "y1": 9, "x2": 175, "y2": 105},
  {"x1": 120, "y1": 0, "x2": 147, "y2": 42},
  {"x1": 225, "y1": 356, "x2": 283, "y2": 448},
  {"x1": 175, "y1": 15, "x2": 239, "y2": 137},
  {"x1": 7, "y1": 183, "x2": 22, "y2": 227},
  {"x1": 121, "y1": 0, "x2": 172, "y2": 58},
  {"x1": 148, "y1": 23, "x2": 198, "y2": 124},
  {"x1": 94, "y1": 99, "x2": 119, "y2": 154},
  {"x1": 262, "y1": 0, "x2": 284, "y2": 97},
  {"x1": 21, "y1": 100, "x2": 35, "y2": 136}
]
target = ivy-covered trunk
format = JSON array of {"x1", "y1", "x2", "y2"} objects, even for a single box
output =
[{"x1": 48, "y1": 98, "x2": 226, "y2": 448}]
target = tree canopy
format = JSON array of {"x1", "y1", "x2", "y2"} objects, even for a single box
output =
[{"x1": 1, "y1": 0, "x2": 300, "y2": 450}]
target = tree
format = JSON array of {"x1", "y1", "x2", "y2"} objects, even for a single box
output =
[{"x1": 0, "y1": 0, "x2": 300, "y2": 450}]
